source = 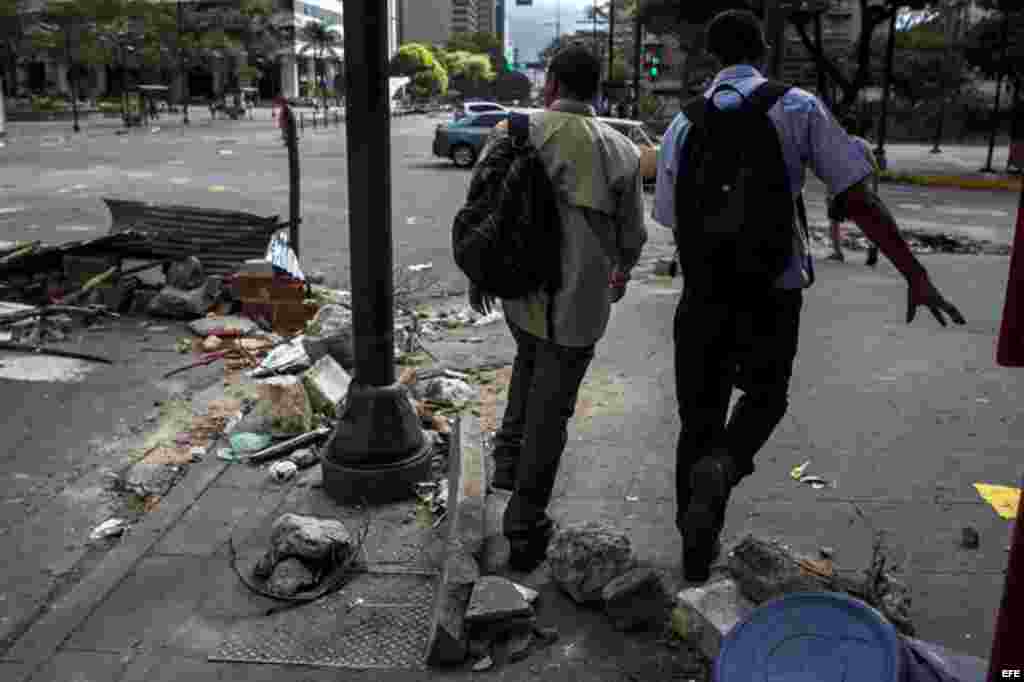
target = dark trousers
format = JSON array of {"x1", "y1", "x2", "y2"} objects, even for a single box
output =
[
  {"x1": 495, "y1": 322, "x2": 595, "y2": 541},
  {"x1": 673, "y1": 288, "x2": 803, "y2": 534}
]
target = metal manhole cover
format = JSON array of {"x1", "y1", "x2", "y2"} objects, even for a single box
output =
[{"x1": 210, "y1": 572, "x2": 437, "y2": 670}]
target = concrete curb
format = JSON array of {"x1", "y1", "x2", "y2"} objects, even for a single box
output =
[
  {"x1": 0, "y1": 410, "x2": 240, "y2": 675},
  {"x1": 882, "y1": 171, "x2": 1022, "y2": 192},
  {"x1": 426, "y1": 414, "x2": 486, "y2": 666}
]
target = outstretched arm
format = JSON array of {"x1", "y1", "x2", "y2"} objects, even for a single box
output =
[{"x1": 836, "y1": 182, "x2": 966, "y2": 327}]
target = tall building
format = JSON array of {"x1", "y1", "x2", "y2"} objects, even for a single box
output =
[
  {"x1": 477, "y1": 0, "x2": 496, "y2": 35},
  {"x1": 397, "y1": 0, "x2": 483, "y2": 48}
]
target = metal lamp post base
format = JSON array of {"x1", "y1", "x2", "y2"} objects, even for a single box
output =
[{"x1": 322, "y1": 382, "x2": 433, "y2": 506}]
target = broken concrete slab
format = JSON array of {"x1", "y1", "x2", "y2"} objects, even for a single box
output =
[
  {"x1": 674, "y1": 578, "x2": 755, "y2": 660},
  {"x1": 548, "y1": 521, "x2": 636, "y2": 604},
  {"x1": 303, "y1": 304, "x2": 354, "y2": 369},
  {"x1": 266, "y1": 557, "x2": 316, "y2": 597},
  {"x1": 188, "y1": 315, "x2": 258, "y2": 338},
  {"x1": 421, "y1": 377, "x2": 476, "y2": 403},
  {"x1": 465, "y1": 576, "x2": 532, "y2": 625},
  {"x1": 603, "y1": 567, "x2": 671, "y2": 632},
  {"x1": 147, "y1": 284, "x2": 215, "y2": 320},
  {"x1": 302, "y1": 355, "x2": 351, "y2": 418}
]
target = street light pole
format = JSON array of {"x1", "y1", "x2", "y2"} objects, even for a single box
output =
[
  {"x1": 931, "y1": 0, "x2": 956, "y2": 154},
  {"x1": 323, "y1": 0, "x2": 431, "y2": 506},
  {"x1": 608, "y1": 0, "x2": 615, "y2": 84},
  {"x1": 981, "y1": 7, "x2": 1011, "y2": 174},
  {"x1": 178, "y1": 0, "x2": 189, "y2": 125},
  {"x1": 632, "y1": 8, "x2": 641, "y2": 117},
  {"x1": 875, "y1": 5, "x2": 898, "y2": 171},
  {"x1": 65, "y1": 25, "x2": 80, "y2": 134}
]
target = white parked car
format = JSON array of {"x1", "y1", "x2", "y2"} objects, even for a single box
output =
[{"x1": 453, "y1": 101, "x2": 507, "y2": 122}]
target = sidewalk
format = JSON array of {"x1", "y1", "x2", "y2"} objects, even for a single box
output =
[{"x1": 1, "y1": 242, "x2": 1019, "y2": 680}]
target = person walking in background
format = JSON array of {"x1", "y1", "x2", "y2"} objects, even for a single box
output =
[
  {"x1": 470, "y1": 46, "x2": 648, "y2": 572},
  {"x1": 828, "y1": 115, "x2": 881, "y2": 266},
  {"x1": 653, "y1": 9, "x2": 965, "y2": 584}
]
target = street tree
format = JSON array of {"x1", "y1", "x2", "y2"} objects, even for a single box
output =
[
  {"x1": 444, "y1": 31, "x2": 503, "y2": 73},
  {"x1": 298, "y1": 21, "x2": 343, "y2": 109},
  {"x1": 637, "y1": 0, "x2": 939, "y2": 115},
  {"x1": 0, "y1": 0, "x2": 39, "y2": 98},
  {"x1": 964, "y1": 0, "x2": 1023, "y2": 139},
  {"x1": 391, "y1": 43, "x2": 448, "y2": 101}
]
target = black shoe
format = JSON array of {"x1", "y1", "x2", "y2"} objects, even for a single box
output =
[
  {"x1": 682, "y1": 454, "x2": 735, "y2": 583},
  {"x1": 507, "y1": 522, "x2": 554, "y2": 573}
]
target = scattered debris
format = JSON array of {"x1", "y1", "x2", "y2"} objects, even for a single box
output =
[
  {"x1": 288, "y1": 447, "x2": 319, "y2": 469},
  {"x1": 162, "y1": 350, "x2": 230, "y2": 378},
  {"x1": 269, "y1": 460, "x2": 299, "y2": 483},
  {"x1": 473, "y1": 310, "x2": 504, "y2": 326},
  {"x1": 230, "y1": 432, "x2": 273, "y2": 456},
  {"x1": 421, "y1": 376, "x2": 476, "y2": 403},
  {"x1": 122, "y1": 461, "x2": 180, "y2": 497},
  {"x1": 960, "y1": 526, "x2": 980, "y2": 550},
  {"x1": 166, "y1": 256, "x2": 205, "y2": 290},
  {"x1": 471, "y1": 655, "x2": 494, "y2": 671},
  {"x1": 674, "y1": 578, "x2": 755, "y2": 660},
  {"x1": 548, "y1": 521, "x2": 636, "y2": 604},
  {"x1": 512, "y1": 582, "x2": 539, "y2": 605},
  {"x1": 250, "y1": 339, "x2": 311, "y2": 377},
  {"x1": 202, "y1": 335, "x2": 223, "y2": 352},
  {"x1": 247, "y1": 375, "x2": 313, "y2": 436},
  {"x1": 266, "y1": 557, "x2": 316, "y2": 596},
  {"x1": 603, "y1": 567, "x2": 672, "y2": 632},
  {"x1": 789, "y1": 460, "x2": 810, "y2": 480},
  {"x1": 408, "y1": 262, "x2": 433, "y2": 272},
  {"x1": 466, "y1": 576, "x2": 533, "y2": 624},
  {"x1": 89, "y1": 518, "x2": 128, "y2": 541},
  {"x1": 302, "y1": 355, "x2": 351, "y2": 417},
  {"x1": 241, "y1": 427, "x2": 331, "y2": 464},
  {"x1": 973, "y1": 482, "x2": 1021, "y2": 520},
  {"x1": 189, "y1": 314, "x2": 258, "y2": 337},
  {"x1": 799, "y1": 475, "x2": 833, "y2": 490}
]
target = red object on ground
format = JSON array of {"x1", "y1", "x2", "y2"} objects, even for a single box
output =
[{"x1": 991, "y1": 185, "x2": 1024, "y2": 679}]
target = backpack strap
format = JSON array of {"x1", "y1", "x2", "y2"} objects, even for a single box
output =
[
  {"x1": 746, "y1": 80, "x2": 791, "y2": 115},
  {"x1": 508, "y1": 111, "x2": 529, "y2": 144}
]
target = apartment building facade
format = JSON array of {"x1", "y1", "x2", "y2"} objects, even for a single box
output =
[{"x1": 398, "y1": 0, "x2": 483, "y2": 48}]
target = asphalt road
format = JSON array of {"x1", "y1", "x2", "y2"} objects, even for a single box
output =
[{"x1": 1, "y1": 112, "x2": 1019, "y2": 295}]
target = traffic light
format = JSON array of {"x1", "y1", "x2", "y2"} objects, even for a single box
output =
[{"x1": 643, "y1": 44, "x2": 663, "y2": 81}]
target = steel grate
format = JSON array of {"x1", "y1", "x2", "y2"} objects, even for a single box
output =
[{"x1": 210, "y1": 572, "x2": 437, "y2": 670}]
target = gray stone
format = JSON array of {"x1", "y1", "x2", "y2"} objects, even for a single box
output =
[
  {"x1": 302, "y1": 355, "x2": 351, "y2": 417},
  {"x1": 123, "y1": 462, "x2": 179, "y2": 497},
  {"x1": 267, "y1": 557, "x2": 316, "y2": 596},
  {"x1": 166, "y1": 256, "x2": 205, "y2": 290},
  {"x1": 147, "y1": 284, "x2": 215, "y2": 320},
  {"x1": 507, "y1": 631, "x2": 533, "y2": 662},
  {"x1": 421, "y1": 377, "x2": 476, "y2": 403},
  {"x1": 267, "y1": 513, "x2": 351, "y2": 564},
  {"x1": 512, "y1": 581, "x2": 539, "y2": 605},
  {"x1": 302, "y1": 329, "x2": 355, "y2": 370},
  {"x1": 465, "y1": 576, "x2": 533, "y2": 625},
  {"x1": 188, "y1": 315, "x2": 258, "y2": 337},
  {"x1": 548, "y1": 521, "x2": 636, "y2": 604},
  {"x1": 129, "y1": 289, "x2": 158, "y2": 315},
  {"x1": 674, "y1": 578, "x2": 756, "y2": 660},
  {"x1": 287, "y1": 448, "x2": 319, "y2": 469},
  {"x1": 602, "y1": 567, "x2": 671, "y2": 631}
]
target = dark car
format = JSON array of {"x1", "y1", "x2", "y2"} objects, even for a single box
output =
[{"x1": 432, "y1": 110, "x2": 510, "y2": 168}]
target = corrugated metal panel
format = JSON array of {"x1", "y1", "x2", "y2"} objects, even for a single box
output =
[
  {"x1": 0, "y1": 232, "x2": 153, "y2": 278},
  {"x1": 104, "y1": 198, "x2": 285, "y2": 277}
]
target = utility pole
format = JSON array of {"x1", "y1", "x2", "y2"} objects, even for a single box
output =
[
  {"x1": 178, "y1": 0, "x2": 190, "y2": 125},
  {"x1": 0, "y1": 76, "x2": 6, "y2": 140},
  {"x1": 931, "y1": 0, "x2": 957, "y2": 154},
  {"x1": 323, "y1": 0, "x2": 432, "y2": 506},
  {"x1": 65, "y1": 25, "x2": 80, "y2": 134},
  {"x1": 981, "y1": 7, "x2": 1011, "y2": 173},
  {"x1": 875, "y1": 6, "x2": 898, "y2": 171},
  {"x1": 632, "y1": 8, "x2": 641, "y2": 117}
]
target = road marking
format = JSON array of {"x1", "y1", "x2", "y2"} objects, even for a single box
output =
[
  {"x1": 120, "y1": 171, "x2": 154, "y2": 179},
  {"x1": 208, "y1": 185, "x2": 228, "y2": 192},
  {"x1": 169, "y1": 177, "x2": 192, "y2": 185},
  {"x1": 55, "y1": 225, "x2": 97, "y2": 232},
  {"x1": 0, "y1": 206, "x2": 25, "y2": 214},
  {"x1": 936, "y1": 206, "x2": 1010, "y2": 218},
  {"x1": 898, "y1": 203, "x2": 926, "y2": 210}
]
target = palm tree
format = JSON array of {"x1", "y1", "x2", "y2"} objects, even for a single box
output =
[{"x1": 298, "y1": 20, "x2": 342, "y2": 110}]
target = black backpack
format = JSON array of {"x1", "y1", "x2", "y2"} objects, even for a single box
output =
[
  {"x1": 451, "y1": 112, "x2": 562, "y2": 302},
  {"x1": 674, "y1": 80, "x2": 804, "y2": 295}
]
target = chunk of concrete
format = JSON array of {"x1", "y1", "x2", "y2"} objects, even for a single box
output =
[
  {"x1": 674, "y1": 577, "x2": 755, "y2": 660},
  {"x1": 147, "y1": 283, "x2": 216, "y2": 319},
  {"x1": 267, "y1": 513, "x2": 351, "y2": 564},
  {"x1": 166, "y1": 256, "x2": 205, "y2": 290},
  {"x1": 603, "y1": 567, "x2": 671, "y2": 632},
  {"x1": 465, "y1": 576, "x2": 533, "y2": 625},
  {"x1": 123, "y1": 462, "x2": 180, "y2": 497},
  {"x1": 267, "y1": 557, "x2": 316, "y2": 596},
  {"x1": 302, "y1": 355, "x2": 351, "y2": 418},
  {"x1": 548, "y1": 521, "x2": 636, "y2": 604}
]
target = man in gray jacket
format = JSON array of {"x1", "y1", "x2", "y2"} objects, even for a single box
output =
[{"x1": 470, "y1": 46, "x2": 648, "y2": 571}]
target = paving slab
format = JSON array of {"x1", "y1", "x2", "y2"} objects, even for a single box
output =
[
  {"x1": 0, "y1": 661, "x2": 33, "y2": 682},
  {"x1": 154, "y1": 487, "x2": 286, "y2": 557},
  {"x1": 27, "y1": 649, "x2": 128, "y2": 682},
  {"x1": 66, "y1": 555, "x2": 214, "y2": 654}
]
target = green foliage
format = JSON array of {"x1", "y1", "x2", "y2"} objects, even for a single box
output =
[
  {"x1": 461, "y1": 53, "x2": 495, "y2": 83},
  {"x1": 412, "y1": 60, "x2": 448, "y2": 99},
  {"x1": 964, "y1": 10, "x2": 1024, "y2": 84},
  {"x1": 30, "y1": 94, "x2": 67, "y2": 111},
  {"x1": 392, "y1": 43, "x2": 438, "y2": 77}
]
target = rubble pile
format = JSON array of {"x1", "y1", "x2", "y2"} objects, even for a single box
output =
[{"x1": 251, "y1": 513, "x2": 356, "y2": 597}]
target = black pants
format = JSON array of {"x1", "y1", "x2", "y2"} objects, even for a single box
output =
[
  {"x1": 673, "y1": 287, "x2": 803, "y2": 534},
  {"x1": 496, "y1": 322, "x2": 595, "y2": 542}
]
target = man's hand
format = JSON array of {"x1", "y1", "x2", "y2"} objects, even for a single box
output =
[
  {"x1": 907, "y1": 272, "x2": 966, "y2": 327},
  {"x1": 469, "y1": 283, "x2": 494, "y2": 316}
]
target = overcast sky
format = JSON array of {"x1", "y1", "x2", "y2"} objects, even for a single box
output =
[{"x1": 508, "y1": 0, "x2": 599, "y2": 63}]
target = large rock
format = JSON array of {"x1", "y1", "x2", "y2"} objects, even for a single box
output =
[
  {"x1": 465, "y1": 576, "x2": 533, "y2": 625},
  {"x1": 602, "y1": 567, "x2": 672, "y2": 631},
  {"x1": 147, "y1": 282, "x2": 217, "y2": 320},
  {"x1": 262, "y1": 513, "x2": 352, "y2": 569},
  {"x1": 674, "y1": 578, "x2": 756, "y2": 660},
  {"x1": 267, "y1": 557, "x2": 317, "y2": 596},
  {"x1": 421, "y1": 377, "x2": 476, "y2": 403},
  {"x1": 247, "y1": 375, "x2": 313, "y2": 436},
  {"x1": 302, "y1": 355, "x2": 352, "y2": 417},
  {"x1": 166, "y1": 256, "x2": 205, "y2": 290},
  {"x1": 548, "y1": 521, "x2": 635, "y2": 604}
]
